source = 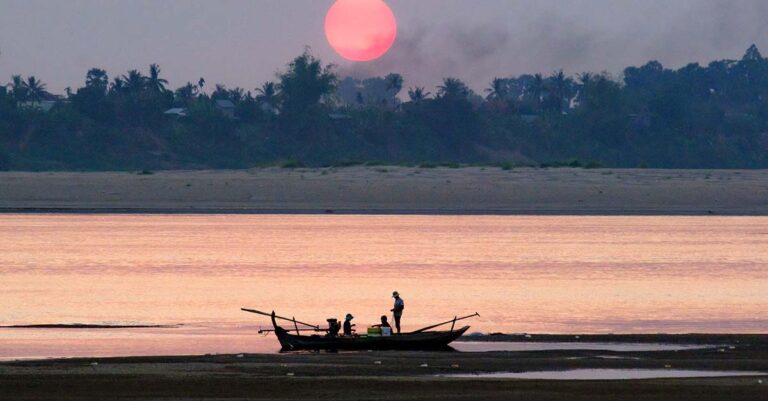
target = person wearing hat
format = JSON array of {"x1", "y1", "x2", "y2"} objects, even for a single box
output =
[
  {"x1": 390, "y1": 291, "x2": 404, "y2": 334},
  {"x1": 343, "y1": 313, "x2": 356, "y2": 336}
]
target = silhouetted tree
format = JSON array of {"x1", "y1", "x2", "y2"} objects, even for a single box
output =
[
  {"x1": 85, "y1": 68, "x2": 109, "y2": 94},
  {"x1": 255, "y1": 81, "x2": 279, "y2": 110},
  {"x1": 437, "y1": 77, "x2": 470, "y2": 100},
  {"x1": 9, "y1": 75, "x2": 28, "y2": 102},
  {"x1": 147, "y1": 64, "x2": 168, "y2": 93},
  {"x1": 174, "y1": 82, "x2": 198, "y2": 105},
  {"x1": 485, "y1": 77, "x2": 510, "y2": 101},
  {"x1": 2, "y1": 46, "x2": 768, "y2": 170},
  {"x1": 278, "y1": 51, "x2": 337, "y2": 117},
  {"x1": 407, "y1": 87, "x2": 430, "y2": 103},
  {"x1": 121, "y1": 70, "x2": 146, "y2": 93},
  {"x1": 23, "y1": 76, "x2": 50, "y2": 101}
]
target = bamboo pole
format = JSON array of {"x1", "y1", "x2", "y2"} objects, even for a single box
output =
[
  {"x1": 411, "y1": 312, "x2": 480, "y2": 333},
  {"x1": 241, "y1": 308, "x2": 320, "y2": 329},
  {"x1": 258, "y1": 328, "x2": 327, "y2": 334}
]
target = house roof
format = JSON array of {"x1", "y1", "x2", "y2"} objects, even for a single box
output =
[
  {"x1": 164, "y1": 107, "x2": 188, "y2": 116},
  {"x1": 20, "y1": 100, "x2": 58, "y2": 112},
  {"x1": 215, "y1": 100, "x2": 235, "y2": 109}
]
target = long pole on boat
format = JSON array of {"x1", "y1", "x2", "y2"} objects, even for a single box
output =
[
  {"x1": 240, "y1": 308, "x2": 320, "y2": 330},
  {"x1": 411, "y1": 312, "x2": 480, "y2": 333},
  {"x1": 257, "y1": 328, "x2": 327, "y2": 334}
]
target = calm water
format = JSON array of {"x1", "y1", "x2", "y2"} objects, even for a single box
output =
[{"x1": 1, "y1": 215, "x2": 766, "y2": 359}]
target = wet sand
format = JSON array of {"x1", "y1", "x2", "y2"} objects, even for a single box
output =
[
  {"x1": 1, "y1": 167, "x2": 767, "y2": 215},
  {"x1": 1, "y1": 335, "x2": 766, "y2": 400}
]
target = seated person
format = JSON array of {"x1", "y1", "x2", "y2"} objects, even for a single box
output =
[
  {"x1": 374, "y1": 315, "x2": 393, "y2": 336},
  {"x1": 343, "y1": 313, "x2": 356, "y2": 336},
  {"x1": 326, "y1": 318, "x2": 340, "y2": 337}
]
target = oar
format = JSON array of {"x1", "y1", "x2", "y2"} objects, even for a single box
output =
[
  {"x1": 411, "y1": 312, "x2": 480, "y2": 333},
  {"x1": 241, "y1": 308, "x2": 320, "y2": 330}
]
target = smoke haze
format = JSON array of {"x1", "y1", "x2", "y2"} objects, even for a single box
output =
[{"x1": 1, "y1": 0, "x2": 767, "y2": 93}]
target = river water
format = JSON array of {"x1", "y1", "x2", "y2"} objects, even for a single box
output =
[{"x1": 1, "y1": 215, "x2": 766, "y2": 359}]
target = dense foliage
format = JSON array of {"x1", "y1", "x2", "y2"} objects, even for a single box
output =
[{"x1": 2, "y1": 47, "x2": 768, "y2": 171}]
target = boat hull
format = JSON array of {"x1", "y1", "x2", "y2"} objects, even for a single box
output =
[{"x1": 271, "y1": 315, "x2": 469, "y2": 351}]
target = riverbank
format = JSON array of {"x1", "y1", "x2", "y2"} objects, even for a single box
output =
[
  {"x1": 1, "y1": 167, "x2": 767, "y2": 215},
  {"x1": 1, "y1": 334, "x2": 766, "y2": 400}
]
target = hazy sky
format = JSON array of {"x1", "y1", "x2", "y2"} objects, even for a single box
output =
[{"x1": 1, "y1": 0, "x2": 768, "y2": 93}]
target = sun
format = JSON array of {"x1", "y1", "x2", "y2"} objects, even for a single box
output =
[{"x1": 325, "y1": 0, "x2": 398, "y2": 62}]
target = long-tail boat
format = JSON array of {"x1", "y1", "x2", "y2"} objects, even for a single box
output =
[{"x1": 241, "y1": 308, "x2": 478, "y2": 351}]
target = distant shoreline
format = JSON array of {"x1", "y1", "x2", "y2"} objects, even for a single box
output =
[
  {"x1": 0, "y1": 208, "x2": 766, "y2": 216},
  {"x1": 1, "y1": 167, "x2": 767, "y2": 216}
]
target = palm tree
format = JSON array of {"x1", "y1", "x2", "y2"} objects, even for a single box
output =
[
  {"x1": 24, "y1": 76, "x2": 49, "y2": 101},
  {"x1": 110, "y1": 77, "x2": 126, "y2": 94},
  {"x1": 121, "y1": 70, "x2": 146, "y2": 93},
  {"x1": 197, "y1": 77, "x2": 206, "y2": 92},
  {"x1": 147, "y1": 64, "x2": 168, "y2": 93},
  {"x1": 485, "y1": 77, "x2": 510, "y2": 100},
  {"x1": 574, "y1": 72, "x2": 594, "y2": 105},
  {"x1": 407, "y1": 87, "x2": 430, "y2": 103},
  {"x1": 255, "y1": 81, "x2": 279, "y2": 107},
  {"x1": 549, "y1": 70, "x2": 572, "y2": 111},
  {"x1": 385, "y1": 73, "x2": 404, "y2": 95},
  {"x1": 437, "y1": 77, "x2": 469, "y2": 100},
  {"x1": 86, "y1": 68, "x2": 108, "y2": 88},
  {"x1": 529, "y1": 73, "x2": 545, "y2": 104},
  {"x1": 174, "y1": 82, "x2": 198, "y2": 103},
  {"x1": 228, "y1": 87, "x2": 245, "y2": 103},
  {"x1": 211, "y1": 84, "x2": 229, "y2": 100},
  {"x1": 9, "y1": 75, "x2": 28, "y2": 102},
  {"x1": 577, "y1": 72, "x2": 594, "y2": 88}
]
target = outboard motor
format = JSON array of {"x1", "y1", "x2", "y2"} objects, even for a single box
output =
[{"x1": 327, "y1": 318, "x2": 340, "y2": 337}]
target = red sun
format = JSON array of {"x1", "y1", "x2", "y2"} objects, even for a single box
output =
[{"x1": 325, "y1": 0, "x2": 398, "y2": 62}]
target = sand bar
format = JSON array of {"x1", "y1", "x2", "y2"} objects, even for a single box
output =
[{"x1": 0, "y1": 167, "x2": 767, "y2": 215}]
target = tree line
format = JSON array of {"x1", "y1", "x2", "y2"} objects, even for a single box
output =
[{"x1": 1, "y1": 45, "x2": 768, "y2": 170}]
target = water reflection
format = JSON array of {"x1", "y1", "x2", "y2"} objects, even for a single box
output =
[{"x1": 1, "y1": 215, "x2": 767, "y2": 360}]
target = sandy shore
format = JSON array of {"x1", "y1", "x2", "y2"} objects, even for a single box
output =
[
  {"x1": 1, "y1": 335, "x2": 766, "y2": 400},
  {"x1": 0, "y1": 167, "x2": 767, "y2": 215}
]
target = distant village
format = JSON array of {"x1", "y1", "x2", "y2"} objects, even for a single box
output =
[{"x1": 1, "y1": 46, "x2": 768, "y2": 170}]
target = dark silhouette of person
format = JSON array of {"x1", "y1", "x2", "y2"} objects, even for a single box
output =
[
  {"x1": 390, "y1": 291, "x2": 404, "y2": 334},
  {"x1": 343, "y1": 313, "x2": 355, "y2": 336},
  {"x1": 376, "y1": 315, "x2": 393, "y2": 335},
  {"x1": 327, "y1": 318, "x2": 340, "y2": 337}
]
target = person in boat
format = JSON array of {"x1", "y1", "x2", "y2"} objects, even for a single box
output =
[
  {"x1": 373, "y1": 315, "x2": 393, "y2": 336},
  {"x1": 327, "y1": 318, "x2": 341, "y2": 337},
  {"x1": 343, "y1": 313, "x2": 356, "y2": 336},
  {"x1": 390, "y1": 291, "x2": 404, "y2": 334}
]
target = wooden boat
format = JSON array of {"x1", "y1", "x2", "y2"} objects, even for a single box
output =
[
  {"x1": 271, "y1": 313, "x2": 469, "y2": 351},
  {"x1": 241, "y1": 308, "x2": 477, "y2": 351}
]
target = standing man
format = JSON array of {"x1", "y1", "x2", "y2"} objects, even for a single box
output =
[{"x1": 390, "y1": 291, "x2": 404, "y2": 334}]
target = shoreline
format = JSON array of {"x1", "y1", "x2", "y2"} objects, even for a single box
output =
[
  {"x1": 3, "y1": 333, "x2": 765, "y2": 362},
  {"x1": 1, "y1": 167, "x2": 768, "y2": 216},
  {"x1": 2, "y1": 207, "x2": 766, "y2": 215},
  {"x1": 2, "y1": 334, "x2": 766, "y2": 400}
]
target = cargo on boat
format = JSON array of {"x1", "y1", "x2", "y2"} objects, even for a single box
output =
[{"x1": 242, "y1": 308, "x2": 477, "y2": 351}]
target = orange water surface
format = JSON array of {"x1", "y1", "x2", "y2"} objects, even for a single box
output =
[{"x1": 1, "y1": 215, "x2": 766, "y2": 359}]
